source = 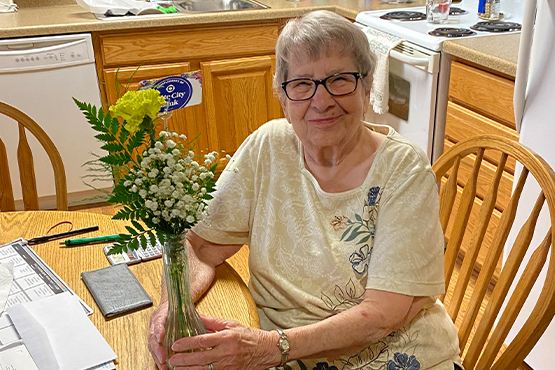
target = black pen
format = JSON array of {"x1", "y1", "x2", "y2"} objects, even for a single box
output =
[{"x1": 27, "y1": 226, "x2": 100, "y2": 245}]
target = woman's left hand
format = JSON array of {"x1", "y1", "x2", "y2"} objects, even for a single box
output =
[{"x1": 168, "y1": 315, "x2": 278, "y2": 370}]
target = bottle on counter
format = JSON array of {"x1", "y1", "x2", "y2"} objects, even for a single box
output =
[{"x1": 478, "y1": 0, "x2": 502, "y2": 20}]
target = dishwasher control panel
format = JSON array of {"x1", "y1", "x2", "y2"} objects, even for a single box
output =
[{"x1": 0, "y1": 34, "x2": 94, "y2": 73}]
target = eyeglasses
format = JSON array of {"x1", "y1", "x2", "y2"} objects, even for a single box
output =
[{"x1": 281, "y1": 72, "x2": 364, "y2": 102}]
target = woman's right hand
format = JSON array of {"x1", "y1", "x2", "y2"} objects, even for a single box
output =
[{"x1": 148, "y1": 301, "x2": 169, "y2": 369}]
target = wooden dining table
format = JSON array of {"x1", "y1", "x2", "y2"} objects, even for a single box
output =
[{"x1": 0, "y1": 210, "x2": 259, "y2": 370}]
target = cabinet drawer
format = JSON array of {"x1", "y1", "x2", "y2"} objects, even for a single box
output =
[
  {"x1": 99, "y1": 23, "x2": 280, "y2": 67},
  {"x1": 449, "y1": 61, "x2": 515, "y2": 130},
  {"x1": 445, "y1": 102, "x2": 519, "y2": 174}
]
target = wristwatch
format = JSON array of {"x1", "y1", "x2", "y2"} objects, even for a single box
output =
[{"x1": 275, "y1": 328, "x2": 290, "y2": 367}]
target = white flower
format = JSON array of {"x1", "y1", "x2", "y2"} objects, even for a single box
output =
[
  {"x1": 152, "y1": 217, "x2": 160, "y2": 224},
  {"x1": 204, "y1": 159, "x2": 212, "y2": 166},
  {"x1": 150, "y1": 185, "x2": 159, "y2": 193},
  {"x1": 145, "y1": 200, "x2": 158, "y2": 211},
  {"x1": 135, "y1": 178, "x2": 143, "y2": 186},
  {"x1": 164, "y1": 199, "x2": 174, "y2": 207},
  {"x1": 166, "y1": 139, "x2": 176, "y2": 149},
  {"x1": 124, "y1": 180, "x2": 132, "y2": 187},
  {"x1": 155, "y1": 141, "x2": 164, "y2": 150},
  {"x1": 192, "y1": 183, "x2": 200, "y2": 191},
  {"x1": 180, "y1": 134, "x2": 187, "y2": 140},
  {"x1": 186, "y1": 215, "x2": 195, "y2": 223},
  {"x1": 172, "y1": 149, "x2": 180, "y2": 156},
  {"x1": 226, "y1": 154, "x2": 231, "y2": 160},
  {"x1": 130, "y1": 185, "x2": 138, "y2": 192},
  {"x1": 139, "y1": 190, "x2": 147, "y2": 198},
  {"x1": 173, "y1": 132, "x2": 178, "y2": 137}
]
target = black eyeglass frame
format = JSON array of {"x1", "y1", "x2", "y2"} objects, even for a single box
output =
[{"x1": 281, "y1": 72, "x2": 365, "y2": 102}]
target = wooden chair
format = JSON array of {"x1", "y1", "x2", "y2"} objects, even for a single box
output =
[
  {"x1": 433, "y1": 134, "x2": 555, "y2": 370},
  {"x1": 0, "y1": 102, "x2": 67, "y2": 211}
]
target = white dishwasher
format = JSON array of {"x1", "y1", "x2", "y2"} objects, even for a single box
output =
[{"x1": 0, "y1": 33, "x2": 106, "y2": 209}]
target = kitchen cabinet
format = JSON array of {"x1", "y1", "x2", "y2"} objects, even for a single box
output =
[
  {"x1": 94, "y1": 20, "x2": 284, "y2": 160},
  {"x1": 442, "y1": 59, "x2": 519, "y2": 281}
]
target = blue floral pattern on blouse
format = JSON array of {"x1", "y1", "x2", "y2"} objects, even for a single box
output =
[
  {"x1": 313, "y1": 362, "x2": 339, "y2": 370},
  {"x1": 387, "y1": 353, "x2": 421, "y2": 370}
]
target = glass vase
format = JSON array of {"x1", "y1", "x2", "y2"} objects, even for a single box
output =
[{"x1": 162, "y1": 232, "x2": 207, "y2": 370}]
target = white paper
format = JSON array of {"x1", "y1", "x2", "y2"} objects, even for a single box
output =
[
  {"x1": 0, "y1": 262, "x2": 14, "y2": 313},
  {"x1": 7, "y1": 292, "x2": 117, "y2": 370},
  {"x1": 0, "y1": 340, "x2": 38, "y2": 369}
]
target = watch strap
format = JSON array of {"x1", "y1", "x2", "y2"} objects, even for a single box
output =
[{"x1": 275, "y1": 328, "x2": 289, "y2": 367}]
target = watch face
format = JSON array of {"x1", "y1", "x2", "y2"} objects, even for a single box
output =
[{"x1": 279, "y1": 338, "x2": 290, "y2": 352}]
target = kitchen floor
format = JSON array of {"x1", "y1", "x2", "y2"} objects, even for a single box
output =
[{"x1": 71, "y1": 203, "x2": 532, "y2": 370}]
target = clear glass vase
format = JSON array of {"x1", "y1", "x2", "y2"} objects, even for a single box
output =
[{"x1": 162, "y1": 232, "x2": 207, "y2": 370}]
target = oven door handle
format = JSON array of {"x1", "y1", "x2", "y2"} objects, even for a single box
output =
[{"x1": 390, "y1": 49, "x2": 432, "y2": 68}]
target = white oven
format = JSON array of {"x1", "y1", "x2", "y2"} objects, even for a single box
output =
[
  {"x1": 360, "y1": 38, "x2": 446, "y2": 162},
  {"x1": 356, "y1": 0, "x2": 523, "y2": 163}
]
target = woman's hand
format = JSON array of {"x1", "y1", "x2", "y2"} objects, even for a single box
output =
[
  {"x1": 167, "y1": 315, "x2": 278, "y2": 370},
  {"x1": 148, "y1": 301, "x2": 169, "y2": 369}
]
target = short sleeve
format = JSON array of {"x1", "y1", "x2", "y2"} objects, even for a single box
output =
[
  {"x1": 366, "y1": 169, "x2": 445, "y2": 296},
  {"x1": 192, "y1": 135, "x2": 256, "y2": 245}
]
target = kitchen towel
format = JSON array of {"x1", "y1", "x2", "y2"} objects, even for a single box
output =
[{"x1": 363, "y1": 27, "x2": 403, "y2": 115}]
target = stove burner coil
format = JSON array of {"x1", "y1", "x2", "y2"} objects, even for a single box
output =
[
  {"x1": 379, "y1": 11, "x2": 427, "y2": 21},
  {"x1": 449, "y1": 7, "x2": 468, "y2": 15},
  {"x1": 470, "y1": 21, "x2": 522, "y2": 32},
  {"x1": 428, "y1": 28, "x2": 478, "y2": 37}
]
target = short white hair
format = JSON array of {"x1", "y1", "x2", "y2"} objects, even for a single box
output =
[{"x1": 274, "y1": 10, "x2": 376, "y2": 95}]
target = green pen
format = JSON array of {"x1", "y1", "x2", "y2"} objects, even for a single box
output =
[{"x1": 59, "y1": 234, "x2": 123, "y2": 246}]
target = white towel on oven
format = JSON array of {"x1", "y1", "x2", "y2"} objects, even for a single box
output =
[{"x1": 363, "y1": 27, "x2": 403, "y2": 115}]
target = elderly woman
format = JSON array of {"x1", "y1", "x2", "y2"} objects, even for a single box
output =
[{"x1": 148, "y1": 10, "x2": 462, "y2": 370}]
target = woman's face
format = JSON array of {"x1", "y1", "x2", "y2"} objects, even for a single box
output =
[{"x1": 280, "y1": 48, "x2": 371, "y2": 152}]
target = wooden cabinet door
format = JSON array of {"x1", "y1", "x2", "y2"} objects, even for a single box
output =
[
  {"x1": 103, "y1": 63, "x2": 209, "y2": 152},
  {"x1": 201, "y1": 55, "x2": 283, "y2": 155}
]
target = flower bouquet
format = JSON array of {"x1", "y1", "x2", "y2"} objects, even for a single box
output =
[{"x1": 74, "y1": 86, "x2": 219, "y2": 368}]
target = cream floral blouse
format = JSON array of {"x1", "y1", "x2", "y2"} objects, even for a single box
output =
[{"x1": 193, "y1": 119, "x2": 462, "y2": 370}]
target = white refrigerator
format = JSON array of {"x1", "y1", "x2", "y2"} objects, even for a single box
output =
[{"x1": 506, "y1": 0, "x2": 555, "y2": 368}]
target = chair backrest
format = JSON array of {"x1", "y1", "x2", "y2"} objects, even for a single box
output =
[
  {"x1": 432, "y1": 134, "x2": 555, "y2": 370},
  {"x1": 0, "y1": 102, "x2": 67, "y2": 211}
]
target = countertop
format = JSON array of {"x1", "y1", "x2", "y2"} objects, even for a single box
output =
[
  {"x1": 0, "y1": 0, "x2": 425, "y2": 38},
  {"x1": 1, "y1": 0, "x2": 518, "y2": 76},
  {"x1": 443, "y1": 34, "x2": 520, "y2": 77}
]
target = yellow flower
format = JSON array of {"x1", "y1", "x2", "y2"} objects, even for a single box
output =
[{"x1": 109, "y1": 89, "x2": 166, "y2": 132}]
